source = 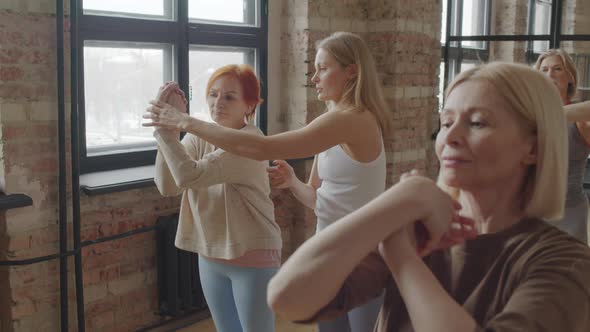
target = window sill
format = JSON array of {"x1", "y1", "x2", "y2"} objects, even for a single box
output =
[
  {"x1": 79, "y1": 157, "x2": 313, "y2": 196},
  {"x1": 0, "y1": 194, "x2": 33, "y2": 210},
  {"x1": 80, "y1": 165, "x2": 155, "y2": 196}
]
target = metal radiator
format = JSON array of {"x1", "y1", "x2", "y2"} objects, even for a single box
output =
[{"x1": 156, "y1": 214, "x2": 208, "y2": 316}]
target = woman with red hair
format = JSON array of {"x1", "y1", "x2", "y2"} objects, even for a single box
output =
[{"x1": 153, "y1": 64, "x2": 282, "y2": 332}]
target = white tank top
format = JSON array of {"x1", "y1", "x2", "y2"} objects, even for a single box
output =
[{"x1": 314, "y1": 141, "x2": 386, "y2": 231}]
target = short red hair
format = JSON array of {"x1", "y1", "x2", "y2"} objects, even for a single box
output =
[{"x1": 205, "y1": 64, "x2": 263, "y2": 116}]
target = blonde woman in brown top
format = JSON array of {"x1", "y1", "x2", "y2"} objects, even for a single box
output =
[{"x1": 267, "y1": 63, "x2": 590, "y2": 332}]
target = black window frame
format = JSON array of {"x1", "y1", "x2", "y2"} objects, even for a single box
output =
[
  {"x1": 442, "y1": 0, "x2": 590, "y2": 93},
  {"x1": 75, "y1": 0, "x2": 268, "y2": 174},
  {"x1": 442, "y1": 0, "x2": 492, "y2": 88}
]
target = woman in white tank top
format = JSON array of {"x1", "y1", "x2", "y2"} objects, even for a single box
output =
[{"x1": 144, "y1": 32, "x2": 390, "y2": 332}]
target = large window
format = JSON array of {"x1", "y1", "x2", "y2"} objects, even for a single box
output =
[
  {"x1": 440, "y1": 0, "x2": 490, "y2": 106},
  {"x1": 441, "y1": 0, "x2": 590, "y2": 106},
  {"x1": 77, "y1": 0, "x2": 267, "y2": 173}
]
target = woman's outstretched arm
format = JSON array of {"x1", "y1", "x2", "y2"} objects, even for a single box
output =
[
  {"x1": 144, "y1": 100, "x2": 368, "y2": 161},
  {"x1": 564, "y1": 100, "x2": 590, "y2": 123},
  {"x1": 564, "y1": 101, "x2": 590, "y2": 144}
]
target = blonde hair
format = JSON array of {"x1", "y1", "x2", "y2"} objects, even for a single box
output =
[
  {"x1": 316, "y1": 32, "x2": 391, "y2": 138},
  {"x1": 534, "y1": 49, "x2": 578, "y2": 101},
  {"x1": 440, "y1": 62, "x2": 567, "y2": 220}
]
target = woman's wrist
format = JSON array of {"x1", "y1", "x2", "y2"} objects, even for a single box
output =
[
  {"x1": 154, "y1": 127, "x2": 179, "y2": 140},
  {"x1": 379, "y1": 229, "x2": 420, "y2": 275},
  {"x1": 178, "y1": 114, "x2": 195, "y2": 131}
]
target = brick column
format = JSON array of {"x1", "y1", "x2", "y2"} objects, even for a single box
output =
[{"x1": 489, "y1": 1, "x2": 529, "y2": 62}]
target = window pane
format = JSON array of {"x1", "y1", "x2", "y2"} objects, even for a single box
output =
[
  {"x1": 447, "y1": 41, "x2": 531, "y2": 72},
  {"x1": 189, "y1": 46, "x2": 256, "y2": 121},
  {"x1": 531, "y1": 40, "x2": 550, "y2": 56},
  {"x1": 83, "y1": 0, "x2": 174, "y2": 20},
  {"x1": 189, "y1": 0, "x2": 258, "y2": 26},
  {"x1": 531, "y1": 0, "x2": 552, "y2": 53},
  {"x1": 532, "y1": 1, "x2": 551, "y2": 35},
  {"x1": 84, "y1": 41, "x2": 174, "y2": 155},
  {"x1": 460, "y1": 61, "x2": 477, "y2": 72},
  {"x1": 562, "y1": 0, "x2": 590, "y2": 35},
  {"x1": 561, "y1": 41, "x2": 590, "y2": 103},
  {"x1": 460, "y1": 0, "x2": 488, "y2": 48}
]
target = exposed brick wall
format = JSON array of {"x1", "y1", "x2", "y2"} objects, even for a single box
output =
[
  {"x1": 489, "y1": 1, "x2": 529, "y2": 63},
  {"x1": 563, "y1": 0, "x2": 590, "y2": 36},
  {"x1": 0, "y1": 3, "x2": 181, "y2": 331},
  {"x1": 562, "y1": 0, "x2": 590, "y2": 102},
  {"x1": 1, "y1": 6, "x2": 63, "y2": 332}
]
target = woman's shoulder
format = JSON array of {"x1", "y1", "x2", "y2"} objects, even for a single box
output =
[
  {"x1": 320, "y1": 106, "x2": 379, "y2": 127},
  {"x1": 518, "y1": 220, "x2": 590, "y2": 271}
]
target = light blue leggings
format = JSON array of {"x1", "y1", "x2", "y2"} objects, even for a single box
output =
[
  {"x1": 198, "y1": 255, "x2": 278, "y2": 332},
  {"x1": 317, "y1": 292, "x2": 384, "y2": 332}
]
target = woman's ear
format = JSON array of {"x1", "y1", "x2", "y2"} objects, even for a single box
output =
[
  {"x1": 247, "y1": 105, "x2": 257, "y2": 119},
  {"x1": 522, "y1": 138, "x2": 537, "y2": 166},
  {"x1": 346, "y1": 63, "x2": 358, "y2": 80}
]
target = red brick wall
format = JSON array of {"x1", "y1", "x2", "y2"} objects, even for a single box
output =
[
  {"x1": 0, "y1": 5, "x2": 182, "y2": 331},
  {"x1": 1, "y1": 7, "x2": 65, "y2": 331}
]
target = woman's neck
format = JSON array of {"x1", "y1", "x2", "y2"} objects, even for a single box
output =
[
  {"x1": 458, "y1": 186, "x2": 525, "y2": 234},
  {"x1": 327, "y1": 99, "x2": 355, "y2": 112},
  {"x1": 560, "y1": 92, "x2": 570, "y2": 105}
]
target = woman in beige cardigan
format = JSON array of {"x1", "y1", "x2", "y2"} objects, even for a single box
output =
[{"x1": 152, "y1": 65, "x2": 281, "y2": 332}]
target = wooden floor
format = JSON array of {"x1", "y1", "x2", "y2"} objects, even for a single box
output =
[{"x1": 176, "y1": 317, "x2": 317, "y2": 332}]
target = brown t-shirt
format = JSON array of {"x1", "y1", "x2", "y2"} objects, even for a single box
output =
[{"x1": 305, "y1": 219, "x2": 590, "y2": 331}]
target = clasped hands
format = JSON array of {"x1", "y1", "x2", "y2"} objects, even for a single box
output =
[
  {"x1": 381, "y1": 171, "x2": 477, "y2": 260},
  {"x1": 142, "y1": 82, "x2": 189, "y2": 133}
]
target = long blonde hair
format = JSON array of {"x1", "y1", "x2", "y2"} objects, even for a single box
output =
[
  {"x1": 440, "y1": 62, "x2": 567, "y2": 220},
  {"x1": 316, "y1": 32, "x2": 391, "y2": 138},
  {"x1": 533, "y1": 49, "x2": 578, "y2": 101}
]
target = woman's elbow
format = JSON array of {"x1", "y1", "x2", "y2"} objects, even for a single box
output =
[
  {"x1": 266, "y1": 278, "x2": 310, "y2": 321},
  {"x1": 241, "y1": 146, "x2": 268, "y2": 161},
  {"x1": 172, "y1": 176, "x2": 191, "y2": 191},
  {"x1": 253, "y1": 153, "x2": 267, "y2": 161},
  {"x1": 244, "y1": 138, "x2": 274, "y2": 161},
  {"x1": 266, "y1": 278, "x2": 285, "y2": 314},
  {"x1": 267, "y1": 289, "x2": 296, "y2": 321},
  {"x1": 155, "y1": 181, "x2": 179, "y2": 197}
]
